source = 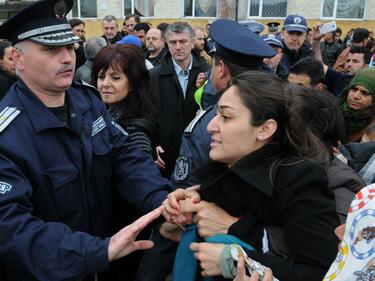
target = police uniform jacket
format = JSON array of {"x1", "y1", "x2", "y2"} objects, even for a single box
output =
[
  {"x1": 0, "y1": 80, "x2": 172, "y2": 281},
  {"x1": 171, "y1": 89, "x2": 222, "y2": 188},
  {"x1": 278, "y1": 42, "x2": 314, "y2": 80},
  {"x1": 194, "y1": 144, "x2": 340, "y2": 281},
  {"x1": 149, "y1": 51, "x2": 209, "y2": 178}
]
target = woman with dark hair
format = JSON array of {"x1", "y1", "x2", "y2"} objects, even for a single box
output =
[
  {"x1": 91, "y1": 44, "x2": 160, "y2": 280},
  {"x1": 0, "y1": 40, "x2": 17, "y2": 100},
  {"x1": 340, "y1": 68, "x2": 375, "y2": 142},
  {"x1": 162, "y1": 72, "x2": 339, "y2": 280},
  {"x1": 92, "y1": 44, "x2": 159, "y2": 158}
]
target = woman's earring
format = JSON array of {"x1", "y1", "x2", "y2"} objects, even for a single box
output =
[{"x1": 257, "y1": 135, "x2": 263, "y2": 141}]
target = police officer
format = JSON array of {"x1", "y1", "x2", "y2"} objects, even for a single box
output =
[
  {"x1": 266, "y1": 21, "x2": 280, "y2": 35},
  {"x1": 171, "y1": 19, "x2": 275, "y2": 187},
  {"x1": 239, "y1": 20, "x2": 265, "y2": 35},
  {"x1": 0, "y1": 1, "x2": 173, "y2": 280}
]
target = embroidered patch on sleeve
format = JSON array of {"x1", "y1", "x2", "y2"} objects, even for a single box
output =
[
  {"x1": 91, "y1": 116, "x2": 106, "y2": 136},
  {"x1": 0, "y1": 182, "x2": 12, "y2": 194}
]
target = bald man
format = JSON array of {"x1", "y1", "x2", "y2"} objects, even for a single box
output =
[{"x1": 145, "y1": 28, "x2": 168, "y2": 66}]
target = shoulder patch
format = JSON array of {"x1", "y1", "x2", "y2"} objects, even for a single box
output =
[
  {"x1": 73, "y1": 80, "x2": 101, "y2": 100},
  {"x1": 184, "y1": 110, "x2": 207, "y2": 133},
  {"x1": 0, "y1": 181, "x2": 12, "y2": 194},
  {"x1": 0, "y1": 107, "x2": 21, "y2": 133},
  {"x1": 92, "y1": 116, "x2": 107, "y2": 136}
]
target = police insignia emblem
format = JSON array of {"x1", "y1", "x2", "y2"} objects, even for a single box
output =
[
  {"x1": 54, "y1": 0, "x2": 67, "y2": 20},
  {"x1": 294, "y1": 17, "x2": 302, "y2": 24},
  {"x1": 173, "y1": 156, "x2": 189, "y2": 181}
]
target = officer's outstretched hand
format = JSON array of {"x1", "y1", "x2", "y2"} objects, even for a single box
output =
[{"x1": 108, "y1": 206, "x2": 164, "y2": 261}]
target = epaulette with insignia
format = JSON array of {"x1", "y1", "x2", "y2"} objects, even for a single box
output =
[
  {"x1": 73, "y1": 80, "x2": 101, "y2": 100},
  {"x1": 0, "y1": 106, "x2": 21, "y2": 133}
]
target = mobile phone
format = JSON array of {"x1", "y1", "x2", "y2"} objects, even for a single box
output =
[{"x1": 319, "y1": 21, "x2": 337, "y2": 34}]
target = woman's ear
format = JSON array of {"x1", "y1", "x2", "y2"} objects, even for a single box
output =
[{"x1": 256, "y1": 119, "x2": 277, "y2": 141}]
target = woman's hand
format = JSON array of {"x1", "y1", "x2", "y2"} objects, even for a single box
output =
[
  {"x1": 182, "y1": 201, "x2": 239, "y2": 237},
  {"x1": 162, "y1": 186, "x2": 200, "y2": 223},
  {"x1": 234, "y1": 256, "x2": 274, "y2": 281},
  {"x1": 190, "y1": 242, "x2": 225, "y2": 277}
]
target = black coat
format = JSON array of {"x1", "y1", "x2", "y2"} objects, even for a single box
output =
[
  {"x1": 0, "y1": 69, "x2": 17, "y2": 100},
  {"x1": 149, "y1": 51, "x2": 209, "y2": 177},
  {"x1": 195, "y1": 144, "x2": 340, "y2": 281},
  {"x1": 278, "y1": 42, "x2": 314, "y2": 80}
]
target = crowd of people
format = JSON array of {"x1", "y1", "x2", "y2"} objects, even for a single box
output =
[{"x1": 0, "y1": 0, "x2": 374, "y2": 280}]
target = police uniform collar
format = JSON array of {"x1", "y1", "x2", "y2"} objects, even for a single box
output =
[
  {"x1": 210, "y1": 19, "x2": 275, "y2": 68},
  {"x1": 0, "y1": 0, "x2": 79, "y2": 46},
  {"x1": 15, "y1": 79, "x2": 89, "y2": 132}
]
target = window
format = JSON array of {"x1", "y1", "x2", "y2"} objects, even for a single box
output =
[
  {"x1": 249, "y1": 0, "x2": 287, "y2": 18},
  {"x1": 184, "y1": 0, "x2": 217, "y2": 17},
  {"x1": 322, "y1": 0, "x2": 366, "y2": 19},
  {"x1": 124, "y1": 0, "x2": 154, "y2": 17},
  {"x1": 72, "y1": 0, "x2": 97, "y2": 18}
]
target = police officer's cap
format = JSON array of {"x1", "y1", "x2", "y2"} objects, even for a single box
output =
[
  {"x1": 267, "y1": 22, "x2": 280, "y2": 32},
  {"x1": 261, "y1": 34, "x2": 283, "y2": 48},
  {"x1": 0, "y1": 0, "x2": 79, "y2": 46},
  {"x1": 239, "y1": 20, "x2": 264, "y2": 34},
  {"x1": 210, "y1": 19, "x2": 275, "y2": 68}
]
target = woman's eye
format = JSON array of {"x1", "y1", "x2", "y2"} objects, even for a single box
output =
[{"x1": 112, "y1": 76, "x2": 121, "y2": 80}]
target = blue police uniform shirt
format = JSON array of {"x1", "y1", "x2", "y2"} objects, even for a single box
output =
[{"x1": 0, "y1": 79, "x2": 173, "y2": 281}]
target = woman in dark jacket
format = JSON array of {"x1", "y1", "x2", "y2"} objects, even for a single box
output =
[
  {"x1": 92, "y1": 44, "x2": 159, "y2": 158},
  {"x1": 91, "y1": 44, "x2": 160, "y2": 281},
  {"x1": 163, "y1": 72, "x2": 340, "y2": 281},
  {"x1": 0, "y1": 40, "x2": 17, "y2": 100}
]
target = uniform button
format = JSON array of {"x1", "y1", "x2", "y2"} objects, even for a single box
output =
[{"x1": 71, "y1": 113, "x2": 76, "y2": 118}]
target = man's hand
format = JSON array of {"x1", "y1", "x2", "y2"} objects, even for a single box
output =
[
  {"x1": 108, "y1": 206, "x2": 163, "y2": 262},
  {"x1": 190, "y1": 242, "x2": 225, "y2": 277},
  {"x1": 312, "y1": 23, "x2": 325, "y2": 42},
  {"x1": 155, "y1": 146, "x2": 166, "y2": 169},
  {"x1": 182, "y1": 201, "x2": 239, "y2": 237}
]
